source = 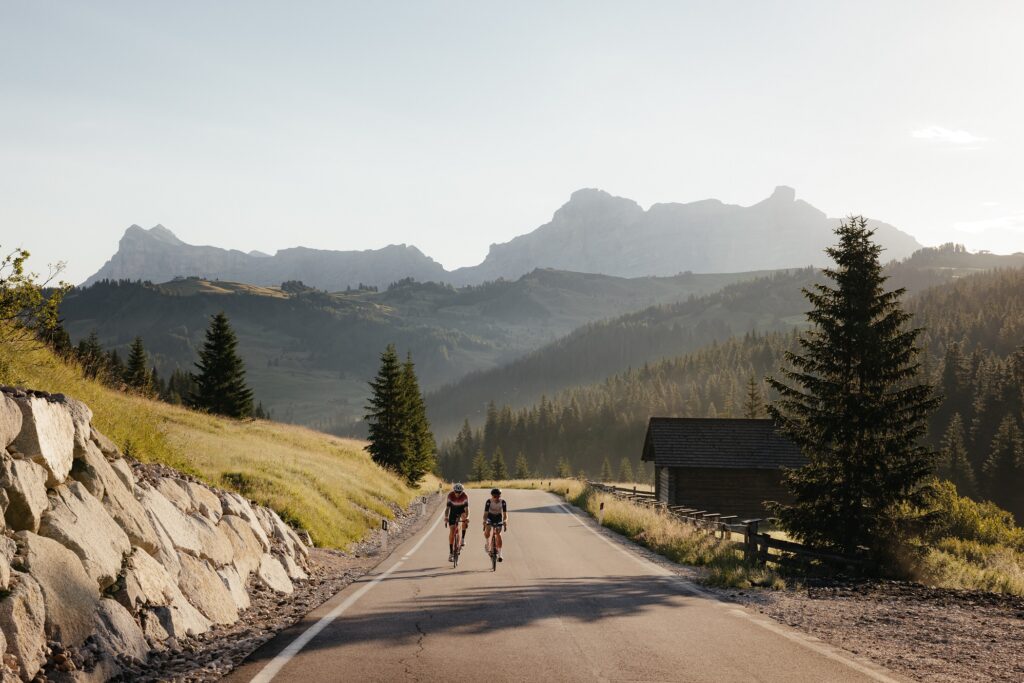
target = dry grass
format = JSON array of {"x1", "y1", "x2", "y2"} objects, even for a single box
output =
[
  {"x1": 0, "y1": 341, "x2": 431, "y2": 549},
  {"x1": 483, "y1": 478, "x2": 783, "y2": 589}
]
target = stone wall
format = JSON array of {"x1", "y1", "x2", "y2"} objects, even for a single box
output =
[{"x1": 0, "y1": 388, "x2": 312, "y2": 681}]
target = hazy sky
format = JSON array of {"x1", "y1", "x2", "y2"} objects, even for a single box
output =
[{"x1": 2, "y1": 1, "x2": 1022, "y2": 284}]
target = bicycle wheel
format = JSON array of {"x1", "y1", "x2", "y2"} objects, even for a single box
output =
[{"x1": 491, "y1": 545, "x2": 497, "y2": 571}]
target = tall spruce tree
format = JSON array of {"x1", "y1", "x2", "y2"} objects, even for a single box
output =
[
  {"x1": 938, "y1": 413, "x2": 977, "y2": 498},
  {"x1": 125, "y1": 337, "x2": 152, "y2": 393},
  {"x1": 513, "y1": 452, "x2": 530, "y2": 479},
  {"x1": 556, "y1": 457, "x2": 571, "y2": 478},
  {"x1": 768, "y1": 217, "x2": 939, "y2": 559},
  {"x1": 189, "y1": 312, "x2": 254, "y2": 418},
  {"x1": 600, "y1": 457, "x2": 613, "y2": 482},
  {"x1": 470, "y1": 449, "x2": 491, "y2": 481},
  {"x1": 743, "y1": 375, "x2": 763, "y2": 419},
  {"x1": 491, "y1": 447, "x2": 508, "y2": 479},
  {"x1": 399, "y1": 353, "x2": 436, "y2": 485},
  {"x1": 618, "y1": 457, "x2": 634, "y2": 483},
  {"x1": 364, "y1": 344, "x2": 409, "y2": 472}
]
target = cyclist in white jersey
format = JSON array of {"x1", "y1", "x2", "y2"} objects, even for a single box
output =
[{"x1": 483, "y1": 488, "x2": 508, "y2": 561}]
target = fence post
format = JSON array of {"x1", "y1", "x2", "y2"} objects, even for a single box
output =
[
  {"x1": 420, "y1": 496, "x2": 427, "y2": 516},
  {"x1": 381, "y1": 518, "x2": 389, "y2": 554},
  {"x1": 598, "y1": 501, "x2": 605, "y2": 526}
]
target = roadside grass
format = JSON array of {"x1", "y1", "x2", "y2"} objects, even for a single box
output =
[
  {"x1": 474, "y1": 478, "x2": 783, "y2": 589},
  {"x1": 1, "y1": 341, "x2": 432, "y2": 549}
]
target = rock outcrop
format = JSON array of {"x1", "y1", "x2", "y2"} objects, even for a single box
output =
[{"x1": 0, "y1": 388, "x2": 313, "y2": 681}]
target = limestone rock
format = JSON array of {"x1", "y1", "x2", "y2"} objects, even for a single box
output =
[
  {"x1": 137, "y1": 483, "x2": 202, "y2": 557},
  {"x1": 38, "y1": 481, "x2": 131, "y2": 590},
  {"x1": 183, "y1": 482, "x2": 222, "y2": 523},
  {"x1": 256, "y1": 554, "x2": 293, "y2": 595},
  {"x1": 278, "y1": 552, "x2": 308, "y2": 582},
  {"x1": 14, "y1": 531, "x2": 98, "y2": 647},
  {"x1": 218, "y1": 515, "x2": 263, "y2": 579},
  {"x1": 0, "y1": 457, "x2": 48, "y2": 532},
  {"x1": 10, "y1": 395, "x2": 75, "y2": 486},
  {"x1": 0, "y1": 536, "x2": 15, "y2": 591},
  {"x1": 191, "y1": 514, "x2": 234, "y2": 567},
  {"x1": 0, "y1": 395, "x2": 22, "y2": 450},
  {"x1": 108, "y1": 457, "x2": 134, "y2": 491},
  {"x1": 146, "y1": 514, "x2": 182, "y2": 582},
  {"x1": 154, "y1": 478, "x2": 192, "y2": 514},
  {"x1": 91, "y1": 598, "x2": 150, "y2": 665},
  {"x1": 50, "y1": 394, "x2": 93, "y2": 453},
  {"x1": 71, "y1": 442, "x2": 158, "y2": 555},
  {"x1": 176, "y1": 553, "x2": 238, "y2": 625},
  {"x1": 0, "y1": 571, "x2": 46, "y2": 681},
  {"x1": 89, "y1": 427, "x2": 120, "y2": 460},
  {"x1": 254, "y1": 506, "x2": 308, "y2": 560},
  {"x1": 217, "y1": 565, "x2": 250, "y2": 612},
  {"x1": 116, "y1": 548, "x2": 210, "y2": 638},
  {"x1": 220, "y1": 492, "x2": 270, "y2": 551}
]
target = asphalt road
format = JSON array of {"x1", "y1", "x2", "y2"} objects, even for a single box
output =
[{"x1": 227, "y1": 489, "x2": 905, "y2": 683}]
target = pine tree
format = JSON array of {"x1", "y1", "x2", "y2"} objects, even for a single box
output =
[
  {"x1": 600, "y1": 457, "x2": 613, "y2": 482},
  {"x1": 470, "y1": 449, "x2": 491, "y2": 481},
  {"x1": 514, "y1": 452, "x2": 530, "y2": 479},
  {"x1": 124, "y1": 337, "x2": 152, "y2": 393},
  {"x1": 188, "y1": 312, "x2": 254, "y2": 418},
  {"x1": 76, "y1": 331, "x2": 105, "y2": 379},
  {"x1": 364, "y1": 344, "x2": 409, "y2": 472},
  {"x1": 938, "y1": 413, "x2": 977, "y2": 498},
  {"x1": 491, "y1": 447, "x2": 508, "y2": 479},
  {"x1": 767, "y1": 217, "x2": 939, "y2": 559},
  {"x1": 982, "y1": 416, "x2": 1023, "y2": 518},
  {"x1": 399, "y1": 353, "x2": 436, "y2": 485},
  {"x1": 743, "y1": 375, "x2": 763, "y2": 419},
  {"x1": 618, "y1": 457, "x2": 634, "y2": 483}
]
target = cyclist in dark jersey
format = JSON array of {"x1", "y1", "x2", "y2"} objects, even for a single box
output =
[
  {"x1": 445, "y1": 483, "x2": 469, "y2": 562},
  {"x1": 482, "y1": 488, "x2": 508, "y2": 562}
]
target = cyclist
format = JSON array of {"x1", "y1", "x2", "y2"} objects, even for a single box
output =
[
  {"x1": 445, "y1": 483, "x2": 469, "y2": 562},
  {"x1": 482, "y1": 487, "x2": 508, "y2": 562}
]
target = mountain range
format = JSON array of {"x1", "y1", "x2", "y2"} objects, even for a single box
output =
[{"x1": 83, "y1": 187, "x2": 922, "y2": 289}]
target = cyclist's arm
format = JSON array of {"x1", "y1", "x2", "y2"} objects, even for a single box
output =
[{"x1": 502, "y1": 500, "x2": 508, "y2": 528}]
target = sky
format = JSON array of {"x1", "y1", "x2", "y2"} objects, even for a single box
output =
[{"x1": 2, "y1": 1, "x2": 1022, "y2": 284}]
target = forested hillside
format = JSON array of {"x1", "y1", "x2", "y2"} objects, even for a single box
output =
[
  {"x1": 429, "y1": 244, "x2": 1024, "y2": 437},
  {"x1": 58, "y1": 269, "x2": 766, "y2": 429},
  {"x1": 439, "y1": 265, "x2": 1024, "y2": 520}
]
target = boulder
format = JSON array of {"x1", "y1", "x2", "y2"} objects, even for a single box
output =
[
  {"x1": 0, "y1": 395, "x2": 22, "y2": 450},
  {"x1": 38, "y1": 482, "x2": 130, "y2": 590},
  {"x1": 220, "y1": 492, "x2": 270, "y2": 551},
  {"x1": 116, "y1": 548, "x2": 210, "y2": 638},
  {"x1": 108, "y1": 457, "x2": 134, "y2": 491},
  {"x1": 190, "y1": 514, "x2": 234, "y2": 567},
  {"x1": 256, "y1": 554, "x2": 293, "y2": 595},
  {"x1": 136, "y1": 483, "x2": 202, "y2": 557},
  {"x1": 278, "y1": 552, "x2": 308, "y2": 582},
  {"x1": 10, "y1": 395, "x2": 75, "y2": 486},
  {"x1": 89, "y1": 427, "x2": 120, "y2": 460},
  {"x1": 0, "y1": 536, "x2": 15, "y2": 591},
  {"x1": 218, "y1": 515, "x2": 263, "y2": 579},
  {"x1": 217, "y1": 565, "x2": 250, "y2": 612},
  {"x1": 0, "y1": 456, "x2": 48, "y2": 533},
  {"x1": 254, "y1": 506, "x2": 308, "y2": 561},
  {"x1": 0, "y1": 571, "x2": 46, "y2": 681},
  {"x1": 154, "y1": 478, "x2": 192, "y2": 514},
  {"x1": 14, "y1": 531, "x2": 98, "y2": 647},
  {"x1": 176, "y1": 553, "x2": 238, "y2": 625},
  {"x1": 50, "y1": 394, "x2": 93, "y2": 453},
  {"x1": 183, "y1": 482, "x2": 222, "y2": 523},
  {"x1": 91, "y1": 598, "x2": 150, "y2": 665},
  {"x1": 70, "y1": 442, "x2": 158, "y2": 555},
  {"x1": 145, "y1": 515, "x2": 182, "y2": 582}
]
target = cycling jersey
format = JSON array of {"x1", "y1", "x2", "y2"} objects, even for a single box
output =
[
  {"x1": 484, "y1": 497, "x2": 506, "y2": 525},
  {"x1": 446, "y1": 491, "x2": 469, "y2": 524}
]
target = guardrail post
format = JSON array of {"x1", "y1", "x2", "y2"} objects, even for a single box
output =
[
  {"x1": 598, "y1": 501, "x2": 605, "y2": 526},
  {"x1": 420, "y1": 496, "x2": 427, "y2": 516},
  {"x1": 381, "y1": 518, "x2": 389, "y2": 554}
]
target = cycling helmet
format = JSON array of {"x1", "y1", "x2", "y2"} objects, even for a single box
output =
[
  {"x1": 453, "y1": 483, "x2": 464, "y2": 493},
  {"x1": 491, "y1": 488, "x2": 501, "y2": 496}
]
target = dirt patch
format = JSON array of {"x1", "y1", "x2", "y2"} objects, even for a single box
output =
[
  {"x1": 728, "y1": 580, "x2": 1024, "y2": 683},
  {"x1": 118, "y1": 492, "x2": 443, "y2": 682}
]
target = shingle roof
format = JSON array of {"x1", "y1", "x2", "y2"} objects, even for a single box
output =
[{"x1": 641, "y1": 417, "x2": 806, "y2": 469}]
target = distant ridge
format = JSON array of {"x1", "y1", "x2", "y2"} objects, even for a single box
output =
[{"x1": 83, "y1": 188, "x2": 923, "y2": 289}]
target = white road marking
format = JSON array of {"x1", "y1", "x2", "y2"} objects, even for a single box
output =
[
  {"x1": 551, "y1": 494, "x2": 905, "y2": 683},
  {"x1": 248, "y1": 513, "x2": 445, "y2": 683}
]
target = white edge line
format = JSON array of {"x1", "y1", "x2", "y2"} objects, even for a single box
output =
[
  {"x1": 550, "y1": 494, "x2": 905, "y2": 683},
  {"x1": 249, "y1": 513, "x2": 445, "y2": 683}
]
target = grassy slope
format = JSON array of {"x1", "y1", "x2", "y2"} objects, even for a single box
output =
[{"x1": 0, "y1": 342, "x2": 434, "y2": 549}]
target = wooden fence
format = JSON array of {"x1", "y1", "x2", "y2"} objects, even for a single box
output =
[{"x1": 586, "y1": 481, "x2": 870, "y2": 573}]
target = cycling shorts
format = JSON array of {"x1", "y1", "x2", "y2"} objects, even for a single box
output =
[{"x1": 447, "y1": 506, "x2": 468, "y2": 525}]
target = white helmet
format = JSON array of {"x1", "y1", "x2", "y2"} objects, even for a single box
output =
[{"x1": 453, "y1": 483, "x2": 464, "y2": 493}]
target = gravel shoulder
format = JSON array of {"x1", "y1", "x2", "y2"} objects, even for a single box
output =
[{"x1": 121, "y1": 492, "x2": 443, "y2": 682}]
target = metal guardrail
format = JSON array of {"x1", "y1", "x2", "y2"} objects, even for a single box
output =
[{"x1": 585, "y1": 481, "x2": 870, "y2": 573}]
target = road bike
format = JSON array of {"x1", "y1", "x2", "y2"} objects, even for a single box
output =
[
  {"x1": 450, "y1": 521, "x2": 465, "y2": 568},
  {"x1": 485, "y1": 519, "x2": 506, "y2": 571}
]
